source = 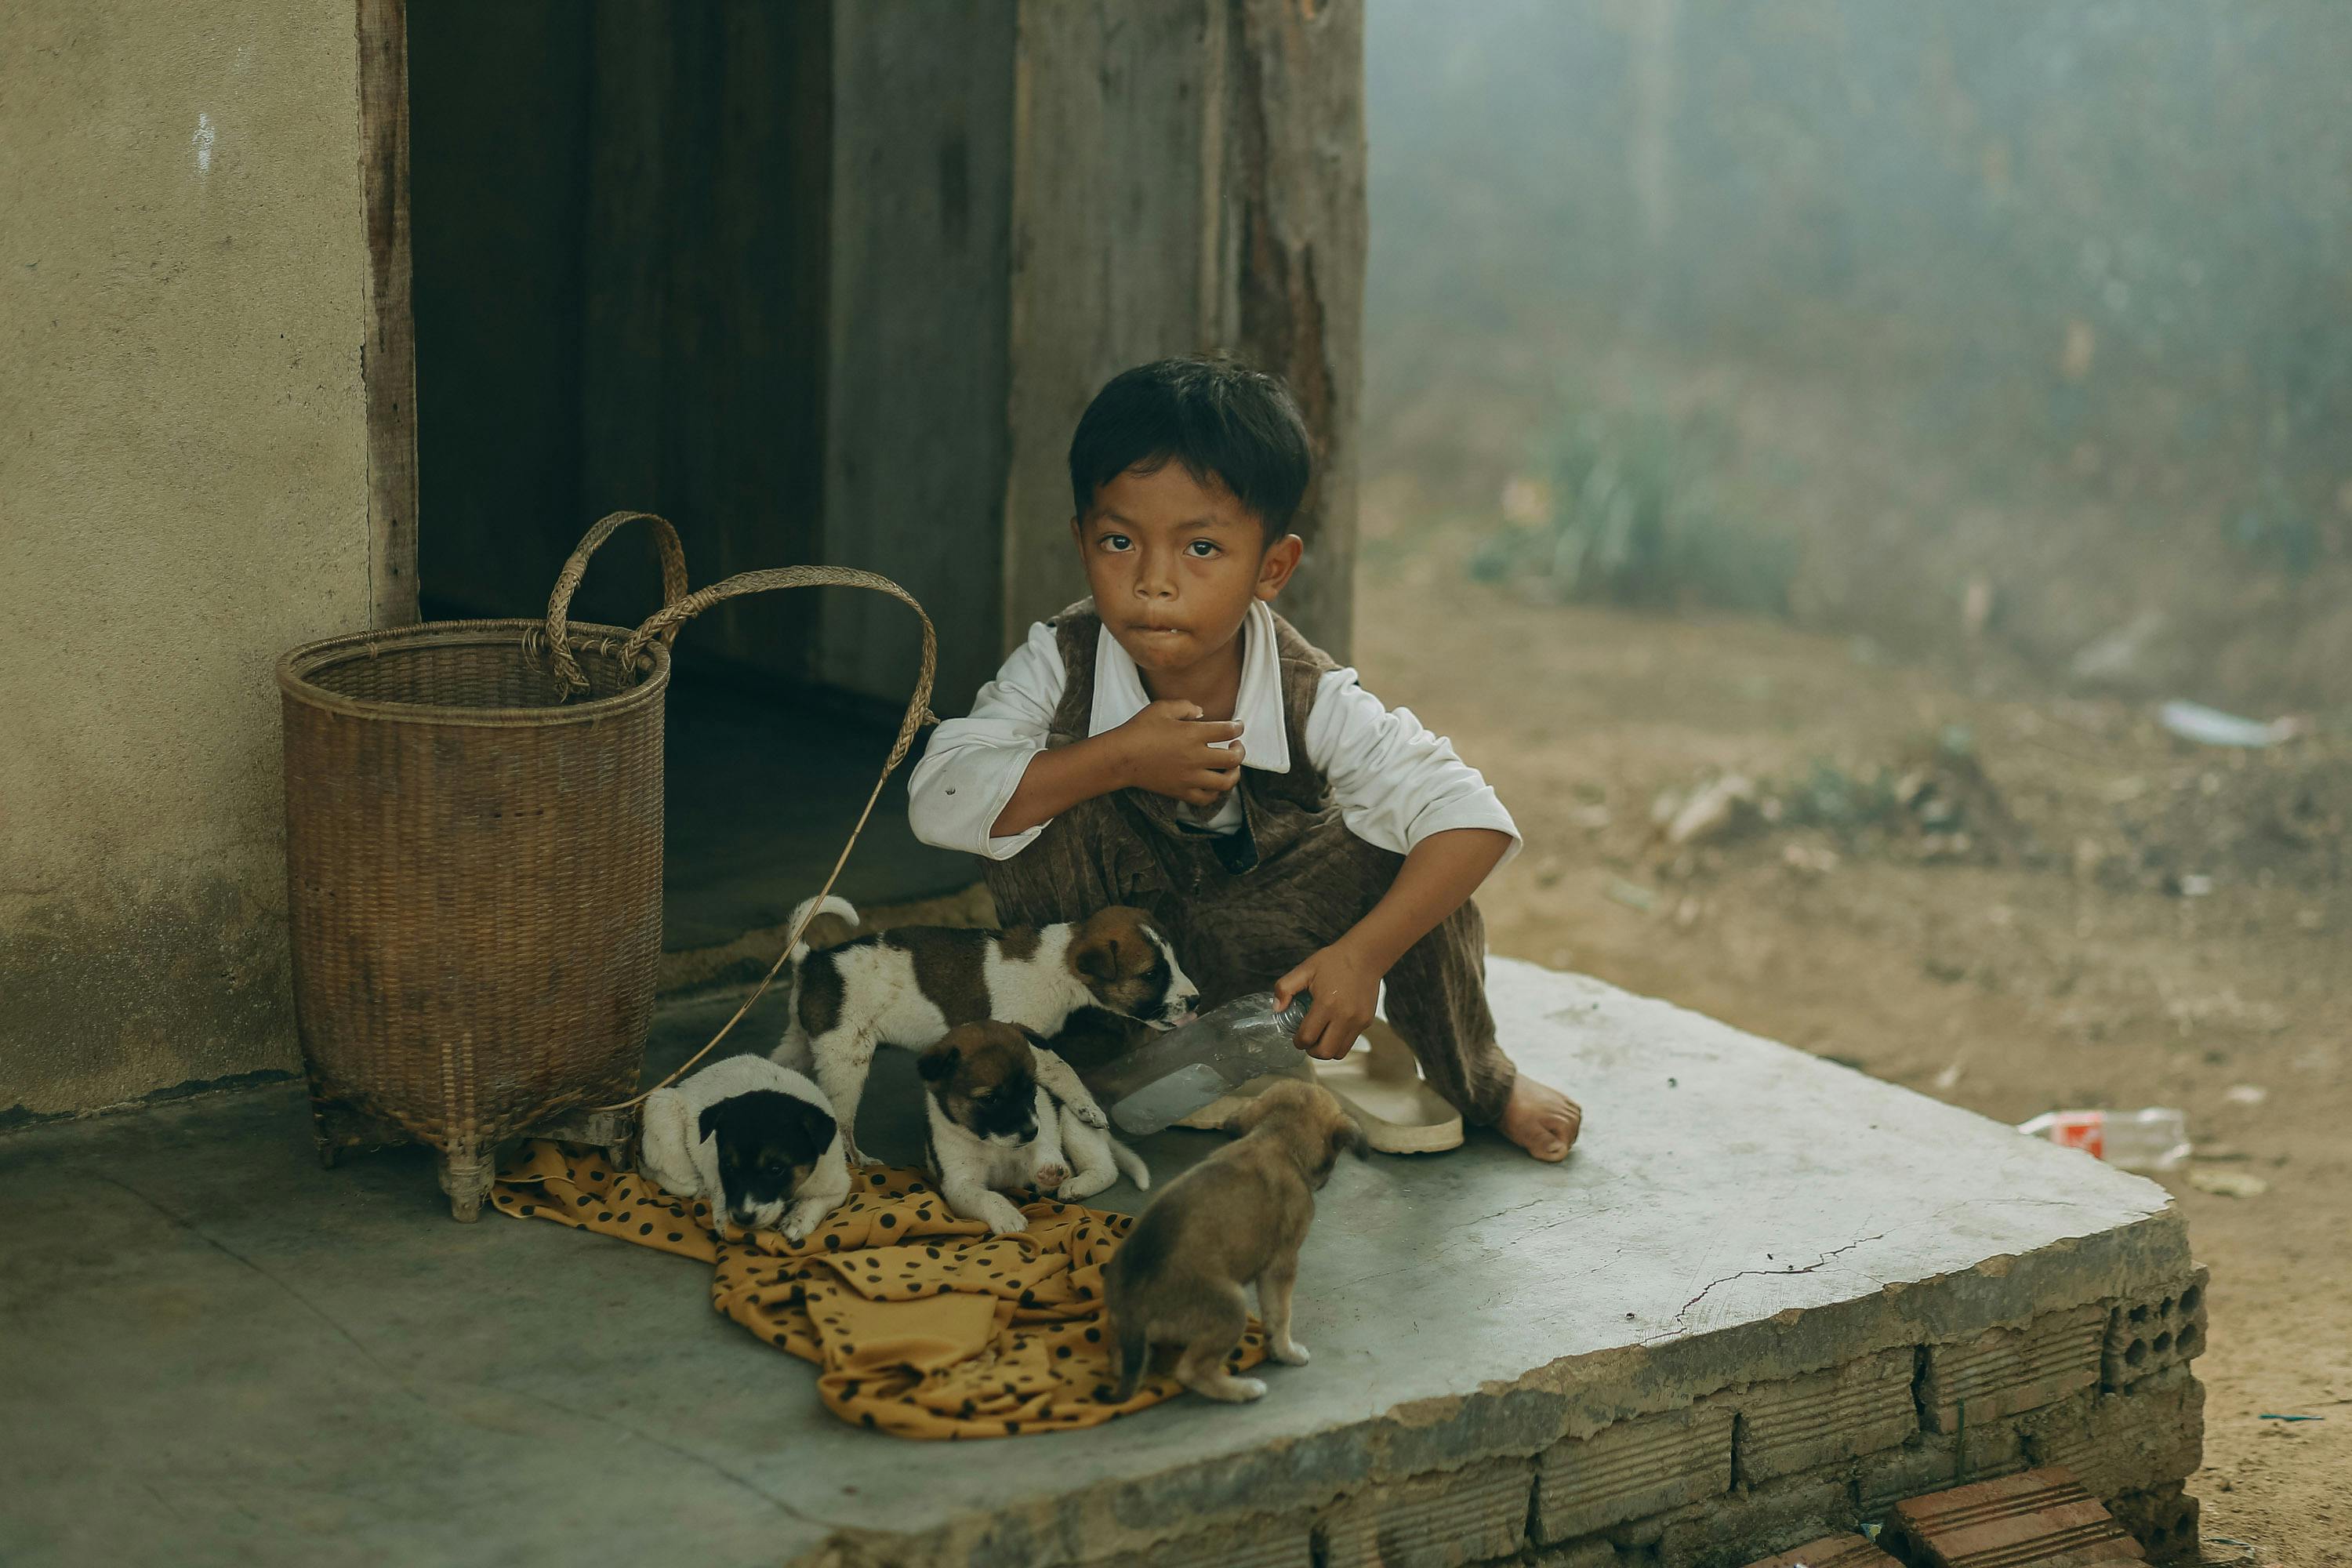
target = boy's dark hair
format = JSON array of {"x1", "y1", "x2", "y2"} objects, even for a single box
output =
[{"x1": 1067, "y1": 356, "x2": 1313, "y2": 541}]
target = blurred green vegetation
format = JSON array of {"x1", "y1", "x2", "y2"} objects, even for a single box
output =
[
  {"x1": 1468, "y1": 404, "x2": 1797, "y2": 613},
  {"x1": 1365, "y1": 1, "x2": 2352, "y2": 706}
]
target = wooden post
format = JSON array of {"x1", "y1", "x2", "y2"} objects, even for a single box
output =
[
  {"x1": 1000, "y1": 0, "x2": 1365, "y2": 660},
  {"x1": 1000, "y1": 1, "x2": 1222, "y2": 647},
  {"x1": 1218, "y1": 0, "x2": 1365, "y2": 659},
  {"x1": 357, "y1": 0, "x2": 419, "y2": 628}
]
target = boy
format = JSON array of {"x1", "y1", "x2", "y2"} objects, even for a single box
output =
[{"x1": 907, "y1": 357, "x2": 1580, "y2": 1161}]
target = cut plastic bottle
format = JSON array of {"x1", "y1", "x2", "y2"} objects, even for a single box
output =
[
  {"x1": 1081, "y1": 991, "x2": 1312, "y2": 1136},
  {"x1": 2016, "y1": 1108, "x2": 2191, "y2": 1172}
]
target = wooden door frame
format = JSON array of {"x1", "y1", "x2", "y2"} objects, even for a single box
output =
[{"x1": 358, "y1": 0, "x2": 419, "y2": 627}]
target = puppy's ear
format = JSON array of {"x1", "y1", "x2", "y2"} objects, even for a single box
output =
[
  {"x1": 1331, "y1": 1116, "x2": 1369, "y2": 1163},
  {"x1": 1308, "y1": 1116, "x2": 1367, "y2": 1183},
  {"x1": 916, "y1": 1043, "x2": 960, "y2": 1083},
  {"x1": 1074, "y1": 935, "x2": 1119, "y2": 985},
  {"x1": 1014, "y1": 1023, "x2": 1047, "y2": 1050},
  {"x1": 778, "y1": 1096, "x2": 838, "y2": 1165}
]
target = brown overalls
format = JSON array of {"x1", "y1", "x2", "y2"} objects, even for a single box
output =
[{"x1": 981, "y1": 602, "x2": 1517, "y2": 1126}]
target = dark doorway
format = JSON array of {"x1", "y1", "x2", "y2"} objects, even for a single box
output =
[{"x1": 406, "y1": 1, "x2": 971, "y2": 956}]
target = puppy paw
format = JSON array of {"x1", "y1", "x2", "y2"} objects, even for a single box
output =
[
  {"x1": 982, "y1": 1196, "x2": 1030, "y2": 1236},
  {"x1": 1213, "y1": 1376, "x2": 1268, "y2": 1403},
  {"x1": 1069, "y1": 1101, "x2": 1109, "y2": 1131},
  {"x1": 1033, "y1": 1161, "x2": 1069, "y2": 1189},
  {"x1": 1272, "y1": 1338, "x2": 1311, "y2": 1367}
]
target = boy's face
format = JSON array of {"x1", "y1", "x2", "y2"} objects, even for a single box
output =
[{"x1": 1071, "y1": 463, "x2": 1303, "y2": 677}]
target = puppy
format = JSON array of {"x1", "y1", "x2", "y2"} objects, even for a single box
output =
[
  {"x1": 638, "y1": 1054, "x2": 850, "y2": 1243},
  {"x1": 772, "y1": 895, "x2": 1201, "y2": 1163},
  {"x1": 917, "y1": 1022, "x2": 1152, "y2": 1236},
  {"x1": 1102, "y1": 1080, "x2": 1363, "y2": 1403}
]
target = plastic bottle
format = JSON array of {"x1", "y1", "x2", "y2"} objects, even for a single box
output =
[
  {"x1": 2016, "y1": 1108, "x2": 2191, "y2": 1172},
  {"x1": 1083, "y1": 991, "x2": 1313, "y2": 1136}
]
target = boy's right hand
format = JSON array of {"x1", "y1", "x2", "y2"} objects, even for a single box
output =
[{"x1": 1109, "y1": 699, "x2": 1245, "y2": 806}]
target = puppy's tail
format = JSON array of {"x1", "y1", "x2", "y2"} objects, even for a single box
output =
[
  {"x1": 1109, "y1": 1136, "x2": 1151, "y2": 1192},
  {"x1": 1108, "y1": 1306, "x2": 1150, "y2": 1403},
  {"x1": 775, "y1": 896, "x2": 858, "y2": 1075},
  {"x1": 785, "y1": 895, "x2": 858, "y2": 962}
]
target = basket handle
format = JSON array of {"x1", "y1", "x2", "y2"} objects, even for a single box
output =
[
  {"x1": 597, "y1": 566, "x2": 939, "y2": 1112},
  {"x1": 542, "y1": 510, "x2": 691, "y2": 694},
  {"x1": 618, "y1": 564, "x2": 928, "y2": 695}
]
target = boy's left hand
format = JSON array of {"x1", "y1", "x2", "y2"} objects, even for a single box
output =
[{"x1": 1274, "y1": 940, "x2": 1383, "y2": 1061}]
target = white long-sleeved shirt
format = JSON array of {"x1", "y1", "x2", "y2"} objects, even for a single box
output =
[{"x1": 907, "y1": 601, "x2": 1520, "y2": 866}]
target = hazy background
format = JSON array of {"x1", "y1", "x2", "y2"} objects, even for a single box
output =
[
  {"x1": 1363, "y1": 0, "x2": 2352, "y2": 710},
  {"x1": 1352, "y1": 11, "x2": 2352, "y2": 1548}
]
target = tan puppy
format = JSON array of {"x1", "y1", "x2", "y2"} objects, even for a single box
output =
[{"x1": 1103, "y1": 1080, "x2": 1363, "y2": 1403}]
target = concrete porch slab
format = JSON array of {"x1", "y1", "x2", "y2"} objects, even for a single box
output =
[{"x1": 0, "y1": 961, "x2": 2200, "y2": 1568}]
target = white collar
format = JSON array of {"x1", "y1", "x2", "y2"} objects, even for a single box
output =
[{"x1": 1087, "y1": 599, "x2": 1290, "y2": 773}]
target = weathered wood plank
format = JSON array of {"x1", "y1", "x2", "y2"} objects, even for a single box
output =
[
  {"x1": 820, "y1": 0, "x2": 1018, "y2": 712},
  {"x1": 358, "y1": 0, "x2": 420, "y2": 628},
  {"x1": 1001, "y1": 0, "x2": 1221, "y2": 646},
  {"x1": 1000, "y1": 0, "x2": 1363, "y2": 661},
  {"x1": 1221, "y1": 0, "x2": 1364, "y2": 659}
]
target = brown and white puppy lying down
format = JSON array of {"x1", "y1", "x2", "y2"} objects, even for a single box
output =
[
  {"x1": 771, "y1": 895, "x2": 1202, "y2": 1163},
  {"x1": 917, "y1": 1021, "x2": 1152, "y2": 1235},
  {"x1": 1103, "y1": 1080, "x2": 1364, "y2": 1403}
]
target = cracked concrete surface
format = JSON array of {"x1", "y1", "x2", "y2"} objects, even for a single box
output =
[
  {"x1": 1653, "y1": 1232, "x2": 1893, "y2": 1344},
  {"x1": 0, "y1": 960, "x2": 2186, "y2": 1567}
]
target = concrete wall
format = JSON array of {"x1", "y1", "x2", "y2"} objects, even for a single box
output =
[{"x1": 0, "y1": 2, "x2": 376, "y2": 1117}]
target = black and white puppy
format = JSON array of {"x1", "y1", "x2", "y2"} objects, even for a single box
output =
[
  {"x1": 918, "y1": 1022, "x2": 1152, "y2": 1236},
  {"x1": 772, "y1": 896, "x2": 1200, "y2": 1163},
  {"x1": 638, "y1": 1054, "x2": 850, "y2": 1243}
]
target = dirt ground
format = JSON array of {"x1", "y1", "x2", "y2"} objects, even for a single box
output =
[{"x1": 1353, "y1": 523, "x2": 2350, "y2": 1565}]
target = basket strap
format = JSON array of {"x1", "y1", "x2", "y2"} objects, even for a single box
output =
[
  {"x1": 598, "y1": 566, "x2": 940, "y2": 1112},
  {"x1": 539, "y1": 510, "x2": 691, "y2": 695}
]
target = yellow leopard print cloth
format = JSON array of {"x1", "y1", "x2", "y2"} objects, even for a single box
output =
[{"x1": 491, "y1": 1141, "x2": 1265, "y2": 1438}]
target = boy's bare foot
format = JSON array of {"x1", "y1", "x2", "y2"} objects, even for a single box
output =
[{"x1": 1498, "y1": 1076, "x2": 1581, "y2": 1162}]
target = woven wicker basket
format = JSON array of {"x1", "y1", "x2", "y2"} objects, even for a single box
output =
[
  {"x1": 279, "y1": 514, "x2": 937, "y2": 1221},
  {"x1": 278, "y1": 514, "x2": 688, "y2": 1218}
]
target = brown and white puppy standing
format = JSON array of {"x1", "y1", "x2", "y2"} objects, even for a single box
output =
[
  {"x1": 918, "y1": 1022, "x2": 1151, "y2": 1235},
  {"x1": 1103, "y1": 1080, "x2": 1363, "y2": 1403},
  {"x1": 771, "y1": 895, "x2": 1201, "y2": 1163}
]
